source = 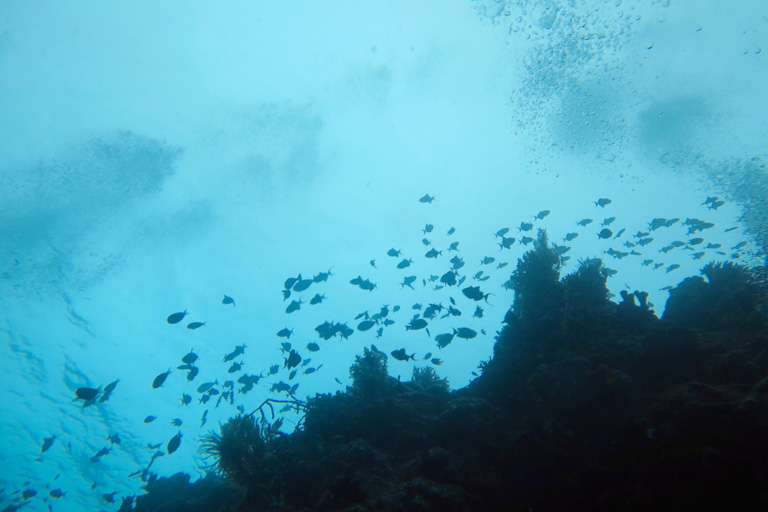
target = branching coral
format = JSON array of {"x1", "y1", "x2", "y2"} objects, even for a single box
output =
[
  {"x1": 349, "y1": 346, "x2": 392, "y2": 398},
  {"x1": 410, "y1": 366, "x2": 449, "y2": 393}
]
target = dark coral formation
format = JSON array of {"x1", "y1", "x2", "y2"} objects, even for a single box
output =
[{"x1": 134, "y1": 232, "x2": 768, "y2": 512}]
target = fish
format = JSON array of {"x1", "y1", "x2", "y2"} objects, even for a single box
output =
[
  {"x1": 167, "y1": 431, "x2": 182, "y2": 455},
  {"x1": 166, "y1": 310, "x2": 188, "y2": 324},
  {"x1": 228, "y1": 361, "x2": 243, "y2": 373},
  {"x1": 370, "y1": 260, "x2": 376, "y2": 267},
  {"x1": 648, "y1": 218, "x2": 668, "y2": 231},
  {"x1": 419, "y1": 194, "x2": 435, "y2": 203},
  {"x1": 180, "y1": 394, "x2": 192, "y2": 406},
  {"x1": 309, "y1": 293, "x2": 326, "y2": 305},
  {"x1": 306, "y1": 342, "x2": 320, "y2": 352},
  {"x1": 313, "y1": 268, "x2": 334, "y2": 282},
  {"x1": 453, "y1": 327, "x2": 478, "y2": 339},
  {"x1": 197, "y1": 381, "x2": 217, "y2": 394},
  {"x1": 462, "y1": 286, "x2": 491, "y2": 303},
  {"x1": 286, "y1": 299, "x2": 304, "y2": 313},
  {"x1": 518, "y1": 222, "x2": 533, "y2": 232},
  {"x1": 534, "y1": 210, "x2": 550, "y2": 220},
  {"x1": 602, "y1": 217, "x2": 616, "y2": 226},
  {"x1": 497, "y1": 262, "x2": 508, "y2": 269},
  {"x1": 201, "y1": 410, "x2": 209, "y2": 427},
  {"x1": 387, "y1": 248, "x2": 401, "y2": 257},
  {"x1": 284, "y1": 275, "x2": 300, "y2": 290},
  {"x1": 521, "y1": 236, "x2": 534, "y2": 245},
  {"x1": 423, "y1": 224, "x2": 434, "y2": 234},
  {"x1": 447, "y1": 227, "x2": 455, "y2": 235},
  {"x1": 563, "y1": 232, "x2": 579, "y2": 242},
  {"x1": 277, "y1": 328, "x2": 293, "y2": 339},
  {"x1": 577, "y1": 219, "x2": 593, "y2": 227},
  {"x1": 170, "y1": 418, "x2": 183, "y2": 427},
  {"x1": 293, "y1": 278, "x2": 314, "y2": 292},
  {"x1": 431, "y1": 358, "x2": 443, "y2": 366},
  {"x1": 435, "y1": 333, "x2": 454, "y2": 348},
  {"x1": 594, "y1": 198, "x2": 612, "y2": 207},
  {"x1": 638, "y1": 237, "x2": 654, "y2": 246},
  {"x1": 448, "y1": 241, "x2": 460, "y2": 251},
  {"x1": 186, "y1": 321, "x2": 206, "y2": 330},
  {"x1": 473, "y1": 306, "x2": 484, "y2": 318},
  {"x1": 597, "y1": 228, "x2": 613, "y2": 239},
  {"x1": 284, "y1": 350, "x2": 302, "y2": 370},
  {"x1": 397, "y1": 258, "x2": 413, "y2": 269},
  {"x1": 143, "y1": 415, "x2": 157, "y2": 423},
  {"x1": 391, "y1": 348, "x2": 416, "y2": 361},
  {"x1": 41, "y1": 434, "x2": 60, "y2": 453},
  {"x1": 401, "y1": 276, "x2": 417, "y2": 289},
  {"x1": 282, "y1": 289, "x2": 291, "y2": 301},
  {"x1": 425, "y1": 248, "x2": 441, "y2": 258},
  {"x1": 665, "y1": 264, "x2": 681, "y2": 273},
  {"x1": 450, "y1": 256, "x2": 465, "y2": 270},
  {"x1": 152, "y1": 369, "x2": 171, "y2": 389},
  {"x1": 480, "y1": 256, "x2": 495, "y2": 265},
  {"x1": 498, "y1": 236, "x2": 515, "y2": 250},
  {"x1": 186, "y1": 366, "x2": 199, "y2": 381},
  {"x1": 22, "y1": 489, "x2": 38, "y2": 499},
  {"x1": 406, "y1": 317, "x2": 428, "y2": 330},
  {"x1": 359, "y1": 279, "x2": 376, "y2": 292},
  {"x1": 494, "y1": 227, "x2": 510, "y2": 238},
  {"x1": 48, "y1": 488, "x2": 66, "y2": 499},
  {"x1": 222, "y1": 295, "x2": 235, "y2": 307},
  {"x1": 75, "y1": 386, "x2": 100, "y2": 401},
  {"x1": 358, "y1": 320, "x2": 376, "y2": 331},
  {"x1": 181, "y1": 350, "x2": 198, "y2": 365},
  {"x1": 440, "y1": 271, "x2": 457, "y2": 286},
  {"x1": 423, "y1": 353, "x2": 433, "y2": 360}
]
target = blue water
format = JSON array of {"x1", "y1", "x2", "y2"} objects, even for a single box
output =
[{"x1": 0, "y1": 1, "x2": 765, "y2": 510}]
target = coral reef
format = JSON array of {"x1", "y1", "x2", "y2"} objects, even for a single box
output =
[{"x1": 133, "y1": 232, "x2": 768, "y2": 512}]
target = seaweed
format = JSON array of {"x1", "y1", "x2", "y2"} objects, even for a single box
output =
[
  {"x1": 349, "y1": 346, "x2": 393, "y2": 398},
  {"x1": 410, "y1": 366, "x2": 450, "y2": 393}
]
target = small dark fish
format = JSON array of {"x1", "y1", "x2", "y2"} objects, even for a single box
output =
[
  {"x1": 358, "y1": 320, "x2": 376, "y2": 331},
  {"x1": 401, "y1": 275, "x2": 417, "y2": 289},
  {"x1": 75, "y1": 387, "x2": 100, "y2": 401},
  {"x1": 41, "y1": 434, "x2": 60, "y2": 453},
  {"x1": 480, "y1": 256, "x2": 495, "y2": 265},
  {"x1": 688, "y1": 238, "x2": 704, "y2": 245},
  {"x1": 494, "y1": 227, "x2": 510, "y2": 238},
  {"x1": 102, "y1": 378, "x2": 119, "y2": 396},
  {"x1": 293, "y1": 278, "x2": 313, "y2": 292},
  {"x1": 186, "y1": 321, "x2": 205, "y2": 330},
  {"x1": 309, "y1": 293, "x2": 326, "y2": 305},
  {"x1": 450, "y1": 256, "x2": 465, "y2": 270},
  {"x1": 197, "y1": 381, "x2": 217, "y2": 393},
  {"x1": 313, "y1": 268, "x2": 334, "y2": 282},
  {"x1": 440, "y1": 271, "x2": 457, "y2": 286},
  {"x1": 453, "y1": 327, "x2": 477, "y2": 339},
  {"x1": 370, "y1": 259, "x2": 376, "y2": 267},
  {"x1": 181, "y1": 350, "x2": 198, "y2": 365},
  {"x1": 534, "y1": 210, "x2": 550, "y2": 220},
  {"x1": 406, "y1": 317, "x2": 428, "y2": 330},
  {"x1": 521, "y1": 236, "x2": 534, "y2": 245},
  {"x1": 419, "y1": 194, "x2": 434, "y2": 203},
  {"x1": 186, "y1": 365, "x2": 199, "y2": 381},
  {"x1": 447, "y1": 227, "x2": 455, "y2": 235},
  {"x1": 48, "y1": 488, "x2": 66, "y2": 499},
  {"x1": 638, "y1": 237, "x2": 654, "y2": 246},
  {"x1": 397, "y1": 258, "x2": 413, "y2": 269},
  {"x1": 222, "y1": 295, "x2": 235, "y2": 307},
  {"x1": 387, "y1": 248, "x2": 401, "y2": 257},
  {"x1": 594, "y1": 198, "x2": 612, "y2": 207},
  {"x1": 448, "y1": 241, "x2": 460, "y2": 251},
  {"x1": 284, "y1": 349, "x2": 302, "y2": 370},
  {"x1": 228, "y1": 361, "x2": 243, "y2": 373},
  {"x1": 435, "y1": 332, "x2": 454, "y2": 348},
  {"x1": 577, "y1": 218, "x2": 593, "y2": 227},
  {"x1": 391, "y1": 348, "x2": 416, "y2": 361},
  {"x1": 665, "y1": 264, "x2": 681, "y2": 273},
  {"x1": 732, "y1": 241, "x2": 748, "y2": 250},
  {"x1": 597, "y1": 228, "x2": 613, "y2": 239},
  {"x1": 473, "y1": 306, "x2": 484, "y2": 318},
  {"x1": 648, "y1": 218, "x2": 667, "y2": 231},
  {"x1": 180, "y1": 394, "x2": 192, "y2": 406},
  {"x1": 431, "y1": 358, "x2": 443, "y2": 366},
  {"x1": 152, "y1": 369, "x2": 171, "y2": 389},
  {"x1": 497, "y1": 262, "x2": 508, "y2": 269},
  {"x1": 423, "y1": 352, "x2": 432, "y2": 360},
  {"x1": 143, "y1": 415, "x2": 157, "y2": 424},
  {"x1": 306, "y1": 342, "x2": 320, "y2": 352},
  {"x1": 102, "y1": 491, "x2": 118, "y2": 503},
  {"x1": 422, "y1": 238, "x2": 431, "y2": 246},
  {"x1": 423, "y1": 224, "x2": 434, "y2": 234},
  {"x1": 166, "y1": 309, "x2": 188, "y2": 324},
  {"x1": 167, "y1": 431, "x2": 182, "y2": 455},
  {"x1": 518, "y1": 222, "x2": 533, "y2": 232},
  {"x1": 277, "y1": 328, "x2": 293, "y2": 339},
  {"x1": 170, "y1": 418, "x2": 183, "y2": 427},
  {"x1": 22, "y1": 489, "x2": 38, "y2": 500},
  {"x1": 614, "y1": 228, "x2": 626, "y2": 238},
  {"x1": 602, "y1": 217, "x2": 616, "y2": 226},
  {"x1": 284, "y1": 275, "x2": 300, "y2": 290},
  {"x1": 563, "y1": 232, "x2": 579, "y2": 242},
  {"x1": 281, "y1": 289, "x2": 291, "y2": 301},
  {"x1": 498, "y1": 236, "x2": 515, "y2": 250},
  {"x1": 286, "y1": 299, "x2": 304, "y2": 314}
]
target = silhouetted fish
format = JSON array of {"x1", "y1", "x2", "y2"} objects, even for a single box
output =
[
  {"x1": 419, "y1": 194, "x2": 434, "y2": 203},
  {"x1": 167, "y1": 431, "x2": 182, "y2": 455},
  {"x1": 186, "y1": 322, "x2": 205, "y2": 330},
  {"x1": 152, "y1": 369, "x2": 171, "y2": 389},
  {"x1": 222, "y1": 295, "x2": 235, "y2": 307},
  {"x1": 391, "y1": 348, "x2": 416, "y2": 361},
  {"x1": 166, "y1": 310, "x2": 187, "y2": 324}
]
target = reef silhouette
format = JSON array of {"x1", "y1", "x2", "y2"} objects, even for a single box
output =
[{"x1": 132, "y1": 230, "x2": 768, "y2": 512}]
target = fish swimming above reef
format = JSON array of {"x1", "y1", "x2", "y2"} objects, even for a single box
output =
[
  {"x1": 391, "y1": 348, "x2": 416, "y2": 361},
  {"x1": 406, "y1": 317, "x2": 428, "y2": 330},
  {"x1": 222, "y1": 295, "x2": 235, "y2": 307},
  {"x1": 435, "y1": 332, "x2": 454, "y2": 349},
  {"x1": 462, "y1": 286, "x2": 491, "y2": 303},
  {"x1": 440, "y1": 271, "x2": 457, "y2": 286},
  {"x1": 166, "y1": 310, "x2": 187, "y2": 324},
  {"x1": 401, "y1": 275, "x2": 417, "y2": 289},
  {"x1": 223, "y1": 344, "x2": 246, "y2": 362},
  {"x1": 187, "y1": 321, "x2": 205, "y2": 330},
  {"x1": 152, "y1": 369, "x2": 171, "y2": 389},
  {"x1": 277, "y1": 328, "x2": 294, "y2": 339},
  {"x1": 309, "y1": 293, "x2": 325, "y2": 305},
  {"x1": 167, "y1": 431, "x2": 182, "y2": 455},
  {"x1": 293, "y1": 277, "x2": 314, "y2": 292},
  {"x1": 598, "y1": 228, "x2": 613, "y2": 239},
  {"x1": 181, "y1": 350, "x2": 198, "y2": 365},
  {"x1": 74, "y1": 386, "x2": 100, "y2": 401},
  {"x1": 594, "y1": 197, "x2": 612, "y2": 207},
  {"x1": 453, "y1": 327, "x2": 478, "y2": 339},
  {"x1": 286, "y1": 299, "x2": 304, "y2": 313},
  {"x1": 313, "y1": 268, "x2": 334, "y2": 283},
  {"x1": 98, "y1": 378, "x2": 120, "y2": 403},
  {"x1": 419, "y1": 194, "x2": 434, "y2": 203},
  {"x1": 284, "y1": 349, "x2": 302, "y2": 370},
  {"x1": 397, "y1": 258, "x2": 413, "y2": 269},
  {"x1": 387, "y1": 248, "x2": 401, "y2": 257}
]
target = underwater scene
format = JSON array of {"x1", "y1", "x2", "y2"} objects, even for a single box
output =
[{"x1": 1, "y1": 1, "x2": 767, "y2": 511}]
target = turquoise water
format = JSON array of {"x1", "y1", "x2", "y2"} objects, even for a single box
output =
[{"x1": 0, "y1": 1, "x2": 765, "y2": 510}]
